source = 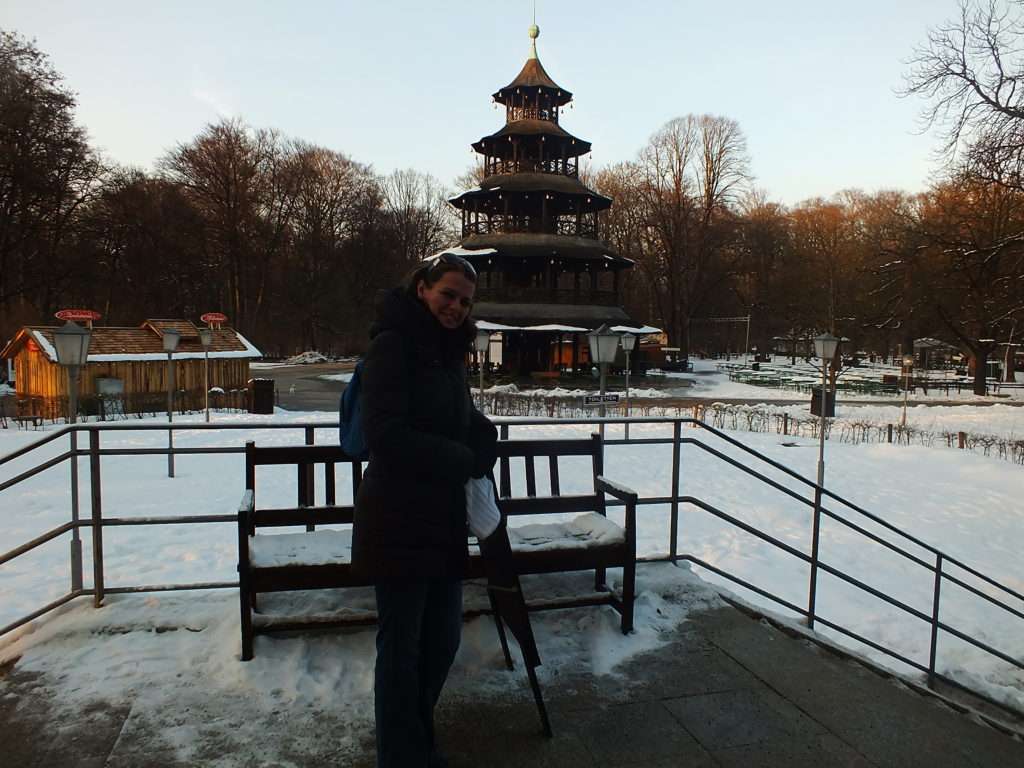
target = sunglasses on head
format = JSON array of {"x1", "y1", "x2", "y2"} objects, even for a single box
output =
[{"x1": 429, "y1": 252, "x2": 478, "y2": 280}]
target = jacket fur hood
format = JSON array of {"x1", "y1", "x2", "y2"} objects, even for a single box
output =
[{"x1": 370, "y1": 287, "x2": 476, "y2": 364}]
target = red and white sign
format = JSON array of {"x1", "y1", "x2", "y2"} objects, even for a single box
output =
[
  {"x1": 200, "y1": 312, "x2": 228, "y2": 324},
  {"x1": 55, "y1": 309, "x2": 102, "y2": 322}
]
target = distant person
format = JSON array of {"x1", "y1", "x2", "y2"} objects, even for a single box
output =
[{"x1": 352, "y1": 253, "x2": 497, "y2": 768}]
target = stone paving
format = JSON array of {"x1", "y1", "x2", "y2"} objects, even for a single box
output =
[{"x1": 2, "y1": 600, "x2": 1022, "y2": 767}]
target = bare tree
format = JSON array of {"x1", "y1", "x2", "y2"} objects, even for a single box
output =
[
  {"x1": 381, "y1": 169, "x2": 457, "y2": 267},
  {"x1": 632, "y1": 115, "x2": 751, "y2": 355},
  {"x1": 0, "y1": 30, "x2": 103, "y2": 338},
  {"x1": 452, "y1": 157, "x2": 487, "y2": 192},
  {"x1": 903, "y1": 1, "x2": 1024, "y2": 185},
  {"x1": 285, "y1": 144, "x2": 376, "y2": 351},
  {"x1": 159, "y1": 118, "x2": 293, "y2": 336}
]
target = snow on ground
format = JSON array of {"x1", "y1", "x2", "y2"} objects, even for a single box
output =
[
  {"x1": 484, "y1": 382, "x2": 670, "y2": 399},
  {"x1": 283, "y1": 351, "x2": 329, "y2": 365},
  {"x1": 318, "y1": 372, "x2": 354, "y2": 383},
  {"x1": 714, "y1": 401, "x2": 1024, "y2": 441},
  {"x1": 0, "y1": 564, "x2": 719, "y2": 764},
  {"x1": 1, "y1": 404, "x2": 1023, "y2": 719},
  {"x1": 670, "y1": 357, "x2": 1024, "y2": 402}
]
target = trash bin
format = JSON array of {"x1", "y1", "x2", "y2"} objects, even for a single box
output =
[
  {"x1": 248, "y1": 378, "x2": 275, "y2": 414},
  {"x1": 810, "y1": 388, "x2": 835, "y2": 417}
]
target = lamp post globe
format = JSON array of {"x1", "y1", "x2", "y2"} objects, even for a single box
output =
[
  {"x1": 587, "y1": 324, "x2": 620, "y2": 365},
  {"x1": 813, "y1": 333, "x2": 840, "y2": 363}
]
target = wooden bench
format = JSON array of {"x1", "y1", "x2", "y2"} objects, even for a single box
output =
[
  {"x1": 238, "y1": 434, "x2": 638, "y2": 660},
  {"x1": 13, "y1": 398, "x2": 43, "y2": 429},
  {"x1": 13, "y1": 414, "x2": 43, "y2": 429}
]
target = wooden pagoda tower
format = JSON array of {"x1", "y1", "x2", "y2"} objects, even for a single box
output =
[{"x1": 449, "y1": 23, "x2": 636, "y2": 376}]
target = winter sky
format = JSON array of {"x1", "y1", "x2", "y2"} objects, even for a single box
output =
[{"x1": 5, "y1": 0, "x2": 954, "y2": 204}]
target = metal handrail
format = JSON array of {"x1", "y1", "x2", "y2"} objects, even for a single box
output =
[{"x1": 1, "y1": 416, "x2": 1022, "y2": 719}]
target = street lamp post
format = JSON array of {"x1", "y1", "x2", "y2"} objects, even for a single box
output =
[
  {"x1": 474, "y1": 329, "x2": 490, "y2": 399},
  {"x1": 163, "y1": 329, "x2": 180, "y2": 478},
  {"x1": 53, "y1": 320, "x2": 92, "y2": 425},
  {"x1": 620, "y1": 333, "x2": 637, "y2": 440},
  {"x1": 199, "y1": 328, "x2": 213, "y2": 423},
  {"x1": 812, "y1": 333, "x2": 840, "y2": 487},
  {"x1": 901, "y1": 353, "x2": 914, "y2": 428},
  {"x1": 587, "y1": 324, "x2": 620, "y2": 439},
  {"x1": 53, "y1": 320, "x2": 92, "y2": 593}
]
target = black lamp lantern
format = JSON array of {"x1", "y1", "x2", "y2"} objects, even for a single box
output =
[{"x1": 53, "y1": 321, "x2": 92, "y2": 423}]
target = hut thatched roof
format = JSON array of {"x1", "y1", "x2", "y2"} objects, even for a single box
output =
[{"x1": 1, "y1": 320, "x2": 261, "y2": 363}]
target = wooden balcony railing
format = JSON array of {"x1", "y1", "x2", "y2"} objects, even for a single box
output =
[
  {"x1": 483, "y1": 157, "x2": 578, "y2": 178},
  {"x1": 462, "y1": 217, "x2": 597, "y2": 239}
]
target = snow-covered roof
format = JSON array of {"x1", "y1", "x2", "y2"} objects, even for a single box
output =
[
  {"x1": 520, "y1": 324, "x2": 590, "y2": 333},
  {"x1": 914, "y1": 337, "x2": 958, "y2": 351},
  {"x1": 475, "y1": 320, "x2": 521, "y2": 331},
  {"x1": 611, "y1": 325, "x2": 662, "y2": 335},
  {"x1": 474, "y1": 321, "x2": 611, "y2": 333},
  {"x1": 1, "y1": 323, "x2": 262, "y2": 363},
  {"x1": 424, "y1": 246, "x2": 498, "y2": 262}
]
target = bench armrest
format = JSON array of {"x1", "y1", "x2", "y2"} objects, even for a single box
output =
[
  {"x1": 239, "y1": 489, "x2": 254, "y2": 515},
  {"x1": 596, "y1": 476, "x2": 638, "y2": 552},
  {"x1": 596, "y1": 476, "x2": 638, "y2": 503}
]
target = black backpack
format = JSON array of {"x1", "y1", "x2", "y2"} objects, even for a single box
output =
[{"x1": 339, "y1": 359, "x2": 369, "y2": 460}]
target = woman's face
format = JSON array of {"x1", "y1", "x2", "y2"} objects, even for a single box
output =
[{"x1": 417, "y1": 270, "x2": 476, "y2": 330}]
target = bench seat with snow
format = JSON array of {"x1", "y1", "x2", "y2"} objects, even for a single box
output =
[{"x1": 238, "y1": 434, "x2": 638, "y2": 660}]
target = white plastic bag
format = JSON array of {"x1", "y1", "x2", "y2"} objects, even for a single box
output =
[{"x1": 465, "y1": 475, "x2": 500, "y2": 540}]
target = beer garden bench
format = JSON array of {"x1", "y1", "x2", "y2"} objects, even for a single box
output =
[{"x1": 237, "y1": 434, "x2": 638, "y2": 660}]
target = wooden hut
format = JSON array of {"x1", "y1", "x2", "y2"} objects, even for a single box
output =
[{"x1": 0, "y1": 319, "x2": 261, "y2": 420}]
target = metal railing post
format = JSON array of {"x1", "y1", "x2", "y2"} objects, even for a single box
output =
[
  {"x1": 928, "y1": 553, "x2": 944, "y2": 688},
  {"x1": 670, "y1": 420, "x2": 681, "y2": 561},
  {"x1": 807, "y1": 485, "x2": 823, "y2": 629},
  {"x1": 498, "y1": 423, "x2": 510, "y2": 498},
  {"x1": 304, "y1": 426, "x2": 315, "y2": 532},
  {"x1": 89, "y1": 429, "x2": 105, "y2": 608},
  {"x1": 69, "y1": 429, "x2": 83, "y2": 592}
]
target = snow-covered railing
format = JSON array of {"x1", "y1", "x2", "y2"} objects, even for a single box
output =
[{"x1": 1, "y1": 417, "x2": 1022, "y2": 720}]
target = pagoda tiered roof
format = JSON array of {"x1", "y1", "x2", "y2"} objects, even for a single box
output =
[
  {"x1": 460, "y1": 233, "x2": 632, "y2": 265},
  {"x1": 494, "y1": 57, "x2": 572, "y2": 105},
  {"x1": 450, "y1": 173, "x2": 611, "y2": 211},
  {"x1": 472, "y1": 119, "x2": 591, "y2": 157}
]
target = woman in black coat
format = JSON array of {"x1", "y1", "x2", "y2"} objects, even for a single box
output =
[{"x1": 352, "y1": 254, "x2": 497, "y2": 768}]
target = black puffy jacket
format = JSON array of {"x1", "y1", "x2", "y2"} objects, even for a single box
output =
[{"x1": 351, "y1": 287, "x2": 497, "y2": 582}]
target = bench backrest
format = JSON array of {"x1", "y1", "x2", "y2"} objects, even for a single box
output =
[
  {"x1": 244, "y1": 433, "x2": 607, "y2": 527},
  {"x1": 244, "y1": 441, "x2": 363, "y2": 529},
  {"x1": 495, "y1": 433, "x2": 606, "y2": 519}
]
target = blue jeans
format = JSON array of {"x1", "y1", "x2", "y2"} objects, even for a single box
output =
[{"x1": 374, "y1": 580, "x2": 463, "y2": 768}]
